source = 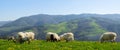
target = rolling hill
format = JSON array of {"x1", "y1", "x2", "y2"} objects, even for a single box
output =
[
  {"x1": 0, "y1": 14, "x2": 120, "y2": 41},
  {"x1": 0, "y1": 21, "x2": 11, "y2": 26}
]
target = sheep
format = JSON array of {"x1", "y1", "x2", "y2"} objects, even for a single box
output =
[
  {"x1": 100, "y1": 32, "x2": 117, "y2": 43},
  {"x1": 25, "y1": 32, "x2": 35, "y2": 41},
  {"x1": 8, "y1": 36, "x2": 15, "y2": 41},
  {"x1": 16, "y1": 32, "x2": 35, "y2": 44},
  {"x1": 60, "y1": 32, "x2": 74, "y2": 42},
  {"x1": 8, "y1": 36, "x2": 16, "y2": 42},
  {"x1": 46, "y1": 32, "x2": 60, "y2": 42}
]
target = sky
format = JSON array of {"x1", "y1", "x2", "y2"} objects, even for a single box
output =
[{"x1": 0, "y1": 0, "x2": 120, "y2": 21}]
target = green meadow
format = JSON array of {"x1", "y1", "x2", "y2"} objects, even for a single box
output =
[{"x1": 0, "y1": 39, "x2": 120, "y2": 50}]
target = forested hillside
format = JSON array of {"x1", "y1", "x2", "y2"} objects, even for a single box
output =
[
  {"x1": 0, "y1": 14, "x2": 120, "y2": 41},
  {"x1": 0, "y1": 21, "x2": 11, "y2": 26}
]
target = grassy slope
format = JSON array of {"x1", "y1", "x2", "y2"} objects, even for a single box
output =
[
  {"x1": 0, "y1": 39, "x2": 120, "y2": 50},
  {"x1": 88, "y1": 18, "x2": 107, "y2": 36},
  {"x1": 45, "y1": 22, "x2": 77, "y2": 34},
  {"x1": 45, "y1": 22, "x2": 67, "y2": 34}
]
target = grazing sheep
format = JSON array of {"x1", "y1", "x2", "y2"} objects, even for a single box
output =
[
  {"x1": 16, "y1": 32, "x2": 35, "y2": 44},
  {"x1": 60, "y1": 32, "x2": 74, "y2": 42},
  {"x1": 8, "y1": 36, "x2": 15, "y2": 41},
  {"x1": 100, "y1": 32, "x2": 117, "y2": 43},
  {"x1": 8, "y1": 36, "x2": 16, "y2": 42},
  {"x1": 25, "y1": 32, "x2": 35, "y2": 41},
  {"x1": 46, "y1": 32, "x2": 60, "y2": 42}
]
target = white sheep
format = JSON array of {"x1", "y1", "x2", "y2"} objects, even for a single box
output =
[
  {"x1": 46, "y1": 32, "x2": 60, "y2": 42},
  {"x1": 16, "y1": 32, "x2": 35, "y2": 44},
  {"x1": 60, "y1": 32, "x2": 74, "y2": 42},
  {"x1": 25, "y1": 32, "x2": 35, "y2": 41},
  {"x1": 100, "y1": 32, "x2": 117, "y2": 43}
]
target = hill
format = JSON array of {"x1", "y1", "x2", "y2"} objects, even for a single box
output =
[
  {"x1": 0, "y1": 21, "x2": 11, "y2": 26},
  {"x1": 0, "y1": 14, "x2": 120, "y2": 41}
]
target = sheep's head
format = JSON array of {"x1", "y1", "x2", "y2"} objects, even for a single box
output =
[{"x1": 59, "y1": 35, "x2": 64, "y2": 41}]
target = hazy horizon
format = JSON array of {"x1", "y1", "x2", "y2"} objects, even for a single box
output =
[{"x1": 1, "y1": 0, "x2": 120, "y2": 21}]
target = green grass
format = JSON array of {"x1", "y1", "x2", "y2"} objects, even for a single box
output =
[
  {"x1": 45, "y1": 22, "x2": 77, "y2": 34},
  {"x1": 45, "y1": 22, "x2": 67, "y2": 34},
  {"x1": 88, "y1": 18, "x2": 107, "y2": 36},
  {"x1": 0, "y1": 39, "x2": 120, "y2": 50}
]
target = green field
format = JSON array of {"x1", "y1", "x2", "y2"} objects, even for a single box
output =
[{"x1": 0, "y1": 39, "x2": 119, "y2": 50}]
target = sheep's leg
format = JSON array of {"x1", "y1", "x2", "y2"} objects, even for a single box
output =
[
  {"x1": 66, "y1": 39, "x2": 69, "y2": 42},
  {"x1": 50, "y1": 39, "x2": 53, "y2": 42},
  {"x1": 20, "y1": 40, "x2": 23, "y2": 44},
  {"x1": 112, "y1": 37, "x2": 116, "y2": 43},
  {"x1": 13, "y1": 40, "x2": 16, "y2": 43},
  {"x1": 111, "y1": 40, "x2": 115, "y2": 43},
  {"x1": 100, "y1": 39, "x2": 104, "y2": 43},
  {"x1": 113, "y1": 40, "x2": 115, "y2": 42},
  {"x1": 19, "y1": 38, "x2": 24, "y2": 44},
  {"x1": 46, "y1": 39, "x2": 50, "y2": 42},
  {"x1": 27, "y1": 39, "x2": 31, "y2": 44},
  {"x1": 28, "y1": 41, "x2": 30, "y2": 44}
]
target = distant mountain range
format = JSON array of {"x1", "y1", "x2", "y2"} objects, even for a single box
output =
[
  {"x1": 0, "y1": 21, "x2": 11, "y2": 26},
  {"x1": 1, "y1": 14, "x2": 120, "y2": 41}
]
